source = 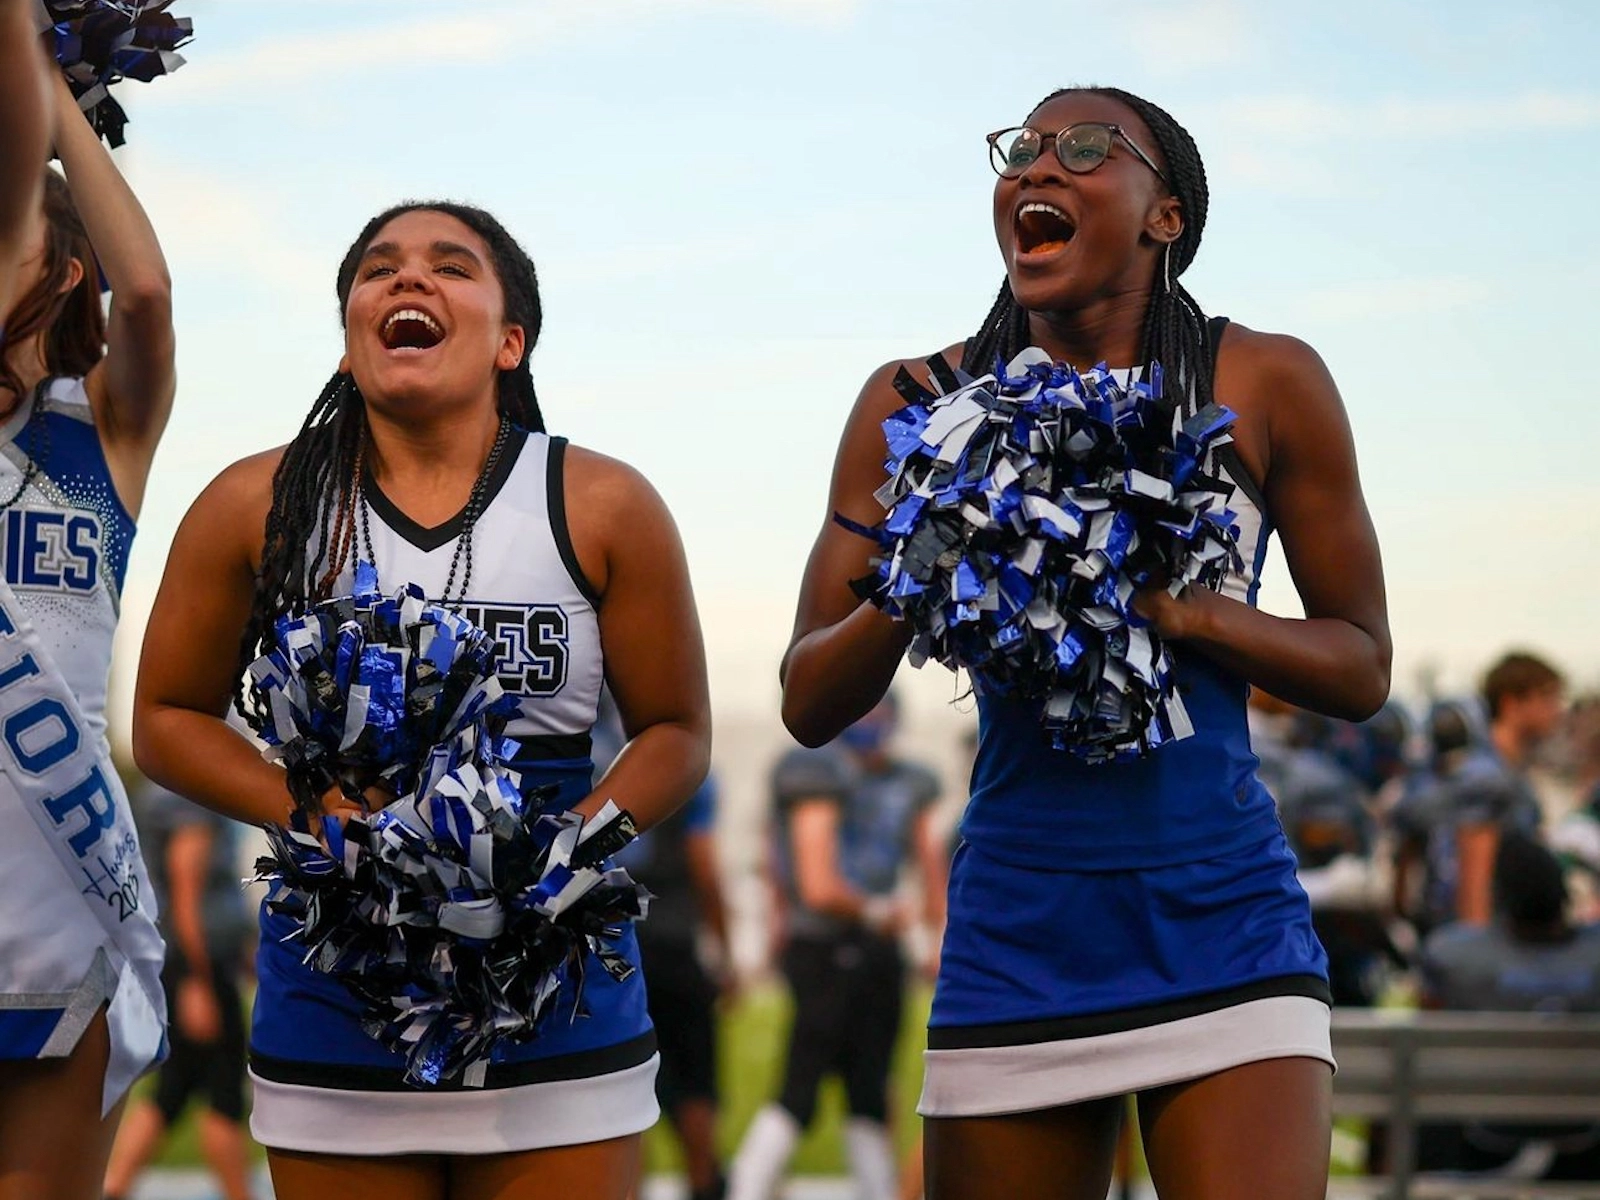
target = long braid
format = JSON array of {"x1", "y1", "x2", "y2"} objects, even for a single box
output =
[
  {"x1": 233, "y1": 202, "x2": 550, "y2": 732},
  {"x1": 962, "y1": 86, "x2": 1214, "y2": 412}
]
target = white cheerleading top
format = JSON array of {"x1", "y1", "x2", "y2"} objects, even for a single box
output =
[
  {"x1": 338, "y1": 429, "x2": 604, "y2": 759},
  {"x1": 0, "y1": 377, "x2": 133, "y2": 747}
]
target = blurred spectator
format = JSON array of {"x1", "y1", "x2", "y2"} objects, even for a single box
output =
[
  {"x1": 1268, "y1": 702, "x2": 1393, "y2": 1006},
  {"x1": 103, "y1": 781, "x2": 256, "y2": 1200},
  {"x1": 1391, "y1": 698, "x2": 1481, "y2": 937},
  {"x1": 1551, "y1": 696, "x2": 1600, "y2": 920},
  {"x1": 1450, "y1": 654, "x2": 1565, "y2": 925},
  {"x1": 598, "y1": 694, "x2": 732, "y2": 1200},
  {"x1": 1353, "y1": 701, "x2": 1412, "y2": 801},
  {"x1": 729, "y1": 695, "x2": 944, "y2": 1200},
  {"x1": 1417, "y1": 834, "x2": 1600, "y2": 1179}
]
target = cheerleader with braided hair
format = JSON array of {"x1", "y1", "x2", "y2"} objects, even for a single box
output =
[
  {"x1": 783, "y1": 87, "x2": 1390, "y2": 1198},
  {"x1": 135, "y1": 203, "x2": 710, "y2": 1199}
]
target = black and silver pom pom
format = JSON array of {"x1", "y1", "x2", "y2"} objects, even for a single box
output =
[{"x1": 840, "y1": 348, "x2": 1243, "y2": 762}]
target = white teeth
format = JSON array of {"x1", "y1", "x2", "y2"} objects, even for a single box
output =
[
  {"x1": 1019, "y1": 202, "x2": 1069, "y2": 221},
  {"x1": 383, "y1": 309, "x2": 443, "y2": 337}
]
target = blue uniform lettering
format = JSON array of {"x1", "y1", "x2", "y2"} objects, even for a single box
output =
[
  {"x1": 1, "y1": 508, "x2": 103, "y2": 595},
  {"x1": 62, "y1": 517, "x2": 99, "y2": 591},
  {"x1": 19, "y1": 511, "x2": 64, "y2": 588},
  {"x1": 3, "y1": 511, "x2": 20, "y2": 583},
  {"x1": 0, "y1": 651, "x2": 39, "y2": 690},
  {"x1": 42, "y1": 765, "x2": 116, "y2": 858},
  {"x1": 5, "y1": 698, "x2": 80, "y2": 774}
]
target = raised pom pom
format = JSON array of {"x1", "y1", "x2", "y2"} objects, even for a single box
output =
[
  {"x1": 841, "y1": 348, "x2": 1243, "y2": 762},
  {"x1": 38, "y1": 1, "x2": 193, "y2": 147},
  {"x1": 247, "y1": 567, "x2": 649, "y2": 1087}
]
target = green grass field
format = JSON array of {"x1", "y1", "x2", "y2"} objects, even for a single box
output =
[{"x1": 146, "y1": 983, "x2": 934, "y2": 1174}]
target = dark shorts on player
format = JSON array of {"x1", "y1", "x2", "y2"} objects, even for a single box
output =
[
  {"x1": 638, "y1": 932, "x2": 718, "y2": 1110},
  {"x1": 778, "y1": 928, "x2": 904, "y2": 1126},
  {"x1": 155, "y1": 959, "x2": 247, "y2": 1124}
]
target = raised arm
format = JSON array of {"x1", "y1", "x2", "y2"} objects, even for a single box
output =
[
  {"x1": 780, "y1": 357, "x2": 952, "y2": 746},
  {"x1": 0, "y1": 2, "x2": 51, "y2": 320},
  {"x1": 570, "y1": 447, "x2": 711, "y2": 831},
  {"x1": 133, "y1": 454, "x2": 297, "y2": 827},
  {"x1": 1136, "y1": 330, "x2": 1391, "y2": 720},
  {"x1": 50, "y1": 71, "x2": 175, "y2": 515}
]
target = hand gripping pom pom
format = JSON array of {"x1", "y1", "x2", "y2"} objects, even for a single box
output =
[
  {"x1": 246, "y1": 566, "x2": 651, "y2": 1087},
  {"x1": 37, "y1": 1, "x2": 193, "y2": 147},
  {"x1": 840, "y1": 348, "x2": 1244, "y2": 762}
]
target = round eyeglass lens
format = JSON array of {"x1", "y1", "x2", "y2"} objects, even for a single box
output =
[
  {"x1": 992, "y1": 128, "x2": 1041, "y2": 177},
  {"x1": 1058, "y1": 124, "x2": 1114, "y2": 173}
]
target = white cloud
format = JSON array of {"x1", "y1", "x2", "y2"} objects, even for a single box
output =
[
  {"x1": 118, "y1": 157, "x2": 326, "y2": 297},
  {"x1": 1207, "y1": 90, "x2": 1600, "y2": 140},
  {"x1": 1293, "y1": 275, "x2": 1491, "y2": 322},
  {"x1": 144, "y1": 0, "x2": 863, "y2": 100},
  {"x1": 1210, "y1": 146, "x2": 1345, "y2": 198},
  {"x1": 1122, "y1": 0, "x2": 1266, "y2": 73}
]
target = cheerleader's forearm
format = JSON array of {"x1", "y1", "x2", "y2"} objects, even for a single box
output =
[
  {"x1": 1141, "y1": 584, "x2": 1391, "y2": 722},
  {"x1": 780, "y1": 601, "x2": 911, "y2": 748},
  {"x1": 133, "y1": 702, "x2": 295, "y2": 828},
  {"x1": 580, "y1": 716, "x2": 709, "y2": 833}
]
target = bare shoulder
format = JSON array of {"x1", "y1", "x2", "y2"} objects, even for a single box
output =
[
  {"x1": 1216, "y1": 321, "x2": 1338, "y2": 399},
  {"x1": 180, "y1": 446, "x2": 284, "y2": 568},
  {"x1": 840, "y1": 341, "x2": 968, "y2": 457},
  {"x1": 857, "y1": 341, "x2": 967, "y2": 413},
  {"x1": 562, "y1": 442, "x2": 669, "y2": 517},
  {"x1": 559, "y1": 443, "x2": 686, "y2": 598},
  {"x1": 1216, "y1": 321, "x2": 1359, "y2": 493}
]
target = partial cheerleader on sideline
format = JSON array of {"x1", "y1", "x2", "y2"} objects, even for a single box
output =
[
  {"x1": 0, "y1": 61, "x2": 177, "y2": 1200},
  {"x1": 133, "y1": 202, "x2": 710, "y2": 1200},
  {"x1": 782, "y1": 87, "x2": 1390, "y2": 1200}
]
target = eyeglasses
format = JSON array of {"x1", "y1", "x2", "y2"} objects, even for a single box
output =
[{"x1": 987, "y1": 122, "x2": 1168, "y2": 184}]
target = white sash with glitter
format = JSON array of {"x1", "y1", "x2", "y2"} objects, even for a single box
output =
[{"x1": 0, "y1": 573, "x2": 165, "y2": 1112}]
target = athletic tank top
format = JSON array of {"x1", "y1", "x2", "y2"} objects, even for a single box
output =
[
  {"x1": 959, "y1": 318, "x2": 1280, "y2": 870},
  {"x1": 333, "y1": 428, "x2": 603, "y2": 766},
  {"x1": 255, "y1": 430, "x2": 653, "y2": 1075},
  {"x1": 0, "y1": 377, "x2": 134, "y2": 747}
]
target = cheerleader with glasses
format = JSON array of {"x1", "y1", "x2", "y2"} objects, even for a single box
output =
[
  {"x1": 0, "y1": 54, "x2": 176, "y2": 1200},
  {"x1": 782, "y1": 86, "x2": 1390, "y2": 1200},
  {"x1": 133, "y1": 201, "x2": 710, "y2": 1200}
]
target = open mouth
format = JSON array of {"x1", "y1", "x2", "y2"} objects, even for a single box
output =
[
  {"x1": 1015, "y1": 202, "x2": 1077, "y2": 257},
  {"x1": 381, "y1": 308, "x2": 445, "y2": 351}
]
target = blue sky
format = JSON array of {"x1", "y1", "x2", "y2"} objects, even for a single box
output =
[{"x1": 101, "y1": 0, "x2": 1600, "y2": 722}]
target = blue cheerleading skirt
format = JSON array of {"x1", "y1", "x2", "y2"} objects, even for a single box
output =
[
  {"x1": 249, "y1": 758, "x2": 655, "y2": 1095},
  {"x1": 920, "y1": 827, "x2": 1334, "y2": 1116}
]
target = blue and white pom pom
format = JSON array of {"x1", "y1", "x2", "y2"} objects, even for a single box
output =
[
  {"x1": 247, "y1": 564, "x2": 649, "y2": 1087},
  {"x1": 840, "y1": 348, "x2": 1243, "y2": 762},
  {"x1": 37, "y1": 1, "x2": 193, "y2": 147}
]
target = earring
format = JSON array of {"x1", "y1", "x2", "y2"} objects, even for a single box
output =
[{"x1": 1163, "y1": 243, "x2": 1174, "y2": 295}]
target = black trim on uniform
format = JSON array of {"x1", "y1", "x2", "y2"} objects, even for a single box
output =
[
  {"x1": 362, "y1": 426, "x2": 529, "y2": 553},
  {"x1": 926, "y1": 974, "x2": 1332, "y2": 1050},
  {"x1": 1216, "y1": 443, "x2": 1267, "y2": 516},
  {"x1": 546, "y1": 436, "x2": 602, "y2": 609},
  {"x1": 249, "y1": 1029, "x2": 657, "y2": 1093},
  {"x1": 510, "y1": 731, "x2": 594, "y2": 762},
  {"x1": 1205, "y1": 314, "x2": 1230, "y2": 361},
  {"x1": 1203, "y1": 315, "x2": 1269, "y2": 515}
]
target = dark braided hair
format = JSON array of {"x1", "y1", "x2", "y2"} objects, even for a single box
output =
[
  {"x1": 233, "y1": 201, "x2": 548, "y2": 731},
  {"x1": 960, "y1": 87, "x2": 1214, "y2": 413}
]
